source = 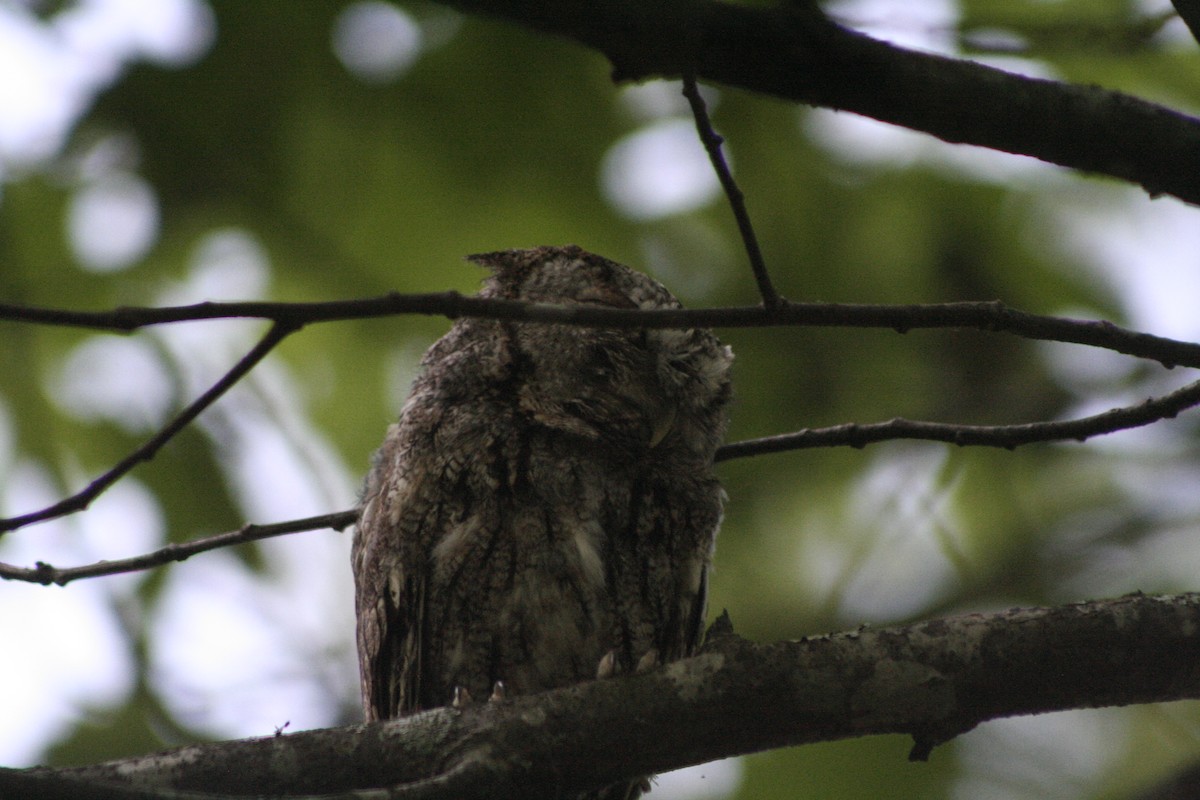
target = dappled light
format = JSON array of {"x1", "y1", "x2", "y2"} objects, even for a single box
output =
[
  {"x1": 601, "y1": 118, "x2": 724, "y2": 220},
  {"x1": 4, "y1": 1, "x2": 1200, "y2": 799},
  {"x1": 332, "y1": 1, "x2": 423, "y2": 83}
]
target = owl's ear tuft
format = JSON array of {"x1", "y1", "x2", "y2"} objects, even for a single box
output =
[
  {"x1": 464, "y1": 250, "x2": 510, "y2": 271},
  {"x1": 466, "y1": 245, "x2": 585, "y2": 276},
  {"x1": 468, "y1": 246, "x2": 584, "y2": 297}
]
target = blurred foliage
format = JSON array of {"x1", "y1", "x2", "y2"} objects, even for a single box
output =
[{"x1": 4, "y1": 0, "x2": 1200, "y2": 798}]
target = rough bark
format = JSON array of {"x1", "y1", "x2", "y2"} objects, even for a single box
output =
[
  {"x1": 434, "y1": 0, "x2": 1200, "y2": 205},
  {"x1": 8, "y1": 594, "x2": 1200, "y2": 799}
]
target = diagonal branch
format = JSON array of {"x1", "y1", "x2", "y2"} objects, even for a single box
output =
[
  {"x1": 7, "y1": 376, "x2": 1200, "y2": 585},
  {"x1": 5, "y1": 295, "x2": 1200, "y2": 548},
  {"x1": 0, "y1": 510, "x2": 356, "y2": 586},
  {"x1": 0, "y1": 323, "x2": 298, "y2": 536},
  {"x1": 432, "y1": 0, "x2": 1200, "y2": 205},
  {"x1": 11, "y1": 593, "x2": 1200, "y2": 798},
  {"x1": 682, "y1": 74, "x2": 780, "y2": 307},
  {"x1": 717, "y1": 377, "x2": 1200, "y2": 461}
]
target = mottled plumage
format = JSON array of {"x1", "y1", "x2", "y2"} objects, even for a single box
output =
[{"x1": 353, "y1": 245, "x2": 733, "y2": 797}]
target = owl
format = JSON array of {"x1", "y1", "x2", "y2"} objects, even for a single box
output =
[{"x1": 353, "y1": 245, "x2": 733, "y2": 798}]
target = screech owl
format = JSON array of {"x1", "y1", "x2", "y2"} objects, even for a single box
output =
[{"x1": 352, "y1": 245, "x2": 733, "y2": 798}]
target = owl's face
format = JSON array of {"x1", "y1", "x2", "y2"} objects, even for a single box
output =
[{"x1": 467, "y1": 245, "x2": 732, "y2": 457}]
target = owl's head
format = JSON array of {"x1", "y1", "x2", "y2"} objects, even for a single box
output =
[{"x1": 466, "y1": 246, "x2": 733, "y2": 459}]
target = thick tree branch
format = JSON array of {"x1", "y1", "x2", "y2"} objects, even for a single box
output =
[
  {"x1": 433, "y1": 1, "x2": 1200, "y2": 205},
  {"x1": 9, "y1": 594, "x2": 1200, "y2": 799}
]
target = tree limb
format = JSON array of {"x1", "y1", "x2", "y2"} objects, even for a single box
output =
[
  {"x1": 5, "y1": 371, "x2": 1196, "y2": 585},
  {"x1": 432, "y1": 0, "x2": 1200, "y2": 205},
  {"x1": 717, "y1": 375, "x2": 1200, "y2": 459},
  {"x1": 5, "y1": 293, "x2": 1194, "y2": 540},
  {"x1": 9, "y1": 593, "x2": 1200, "y2": 798},
  {"x1": 3, "y1": 296, "x2": 1198, "y2": 367},
  {"x1": 0, "y1": 511, "x2": 356, "y2": 586}
]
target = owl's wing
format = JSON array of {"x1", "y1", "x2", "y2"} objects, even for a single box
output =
[
  {"x1": 353, "y1": 423, "x2": 428, "y2": 722},
  {"x1": 684, "y1": 561, "x2": 710, "y2": 656},
  {"x1": 354, "y1": 322, "x2": 519, "y2": 721}
]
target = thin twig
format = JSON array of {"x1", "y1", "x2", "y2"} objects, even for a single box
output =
[
  {"x1": 4, "y1": 293, "x2": 1200, "y2": 545},
  {"x1": 716, "y1": 377, "x2": 1200, "y2": 461},
  {"x1": 682, "y1": 74, "x2": 781, "y2": 307},
  {"x1": 11, "y1": 377, "x2": 1200, "y2": 585},
  {"x1": 0, "y1": 322, "x2": 298, "y2": 536},
  {"x1": 2, "y1": 296, "x2": 1199, "y2": 367},
  {"x1": 0, "y1": 510, "x2": 356, "y2": 586}
]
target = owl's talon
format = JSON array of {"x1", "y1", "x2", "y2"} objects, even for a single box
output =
[
  {"x1": 635, "y1": 648, "x2": 660, "y2": 674},
  {"x1": 596, "y1": 649, "x2": 618, "y2": 680},
  {"x1": 489, "y1": 681, "x2": 507, "y2": 702},
  {"x1": 452, "y1": 686, "x2": 473, "y2": 709}
]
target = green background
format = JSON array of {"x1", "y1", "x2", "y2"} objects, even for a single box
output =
[{"x1": 2, "y1": 1, "x2": 1200, "y2": 798}]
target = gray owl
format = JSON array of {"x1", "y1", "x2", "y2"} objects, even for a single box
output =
[{"x1": 353, "y1": 245, "x2": 733, "y2": 798}]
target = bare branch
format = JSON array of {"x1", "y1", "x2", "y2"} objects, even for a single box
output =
[
  {"x1": 3, "y1": 292, "x2": 1198, "y2": 545},
  {"x1": 10, "y1": 373, "x2": 1196, "y2": 587},
  {"x1": 13, "y1": 593, "x2": 1200, "y2": 799},
  {"x1": 682, "y1": 75, "x2": 779, "y2": 307},
  {"x1": 1171, "y1": 0, "x2": 1200, "y2": 46},
  {"x1": 0, "y1": 511, "x2": 356, "y2": 586},
  {"x1": 717, "y1": 377, "x2": 1200, "y2": 461},
  {"x1": 431, "y1": 1, "x2": 1200, "y2": 205},
  {"x1": 3, "y1": 295, "x2": 1199, "y2": 367},
  {"x1": 0, "y1": 323, "x2": 297, "y2": 536}
]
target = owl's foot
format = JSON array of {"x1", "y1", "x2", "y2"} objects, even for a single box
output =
[
  {"x1": 596, "y1": 649, "x2": 618, "y2": 680},
  {"x1": 596, "y1": 648, "x2": 661, "y2": 680},
  {"x1": 489, "y1": 681, "x2": 507, "y2": 702},
  {"x1": 635, "y1": 648, "x2": 660, "y2": 674},
  {"x1": 452, "y1": 686, "x2": 473, "y2": 709}
]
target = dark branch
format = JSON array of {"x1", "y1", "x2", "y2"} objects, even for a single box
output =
[
  {"x1": 717, "y1": 377, "x2": 1200, "y2": 461},
  {"x1": 4, "y1": 296, "x2": 1199, "y2": 555},
  {"x1": 3, "y1": 292, "x2": 1200, "y2": 560},
  {"x1": 1171, "y1": 0, "x2": 1200, "y2": 46},
  {"x1": 3, "y1": 296, "x2": 1199, "y2": 367},
  {"x1": 8, "y1": 375, "x2": 1200, "y2": 586},
  {"x1": 682, "y1": 75, "x2": 779, "y2": 307},
  {"x1": 0, "y1": 511, "x2": 357, "y2": 586},
  {"x1": 0, "y1": 323, "x2": 298, "y2": 536},
  {"x1": 14, "y1": 594, "x2": 1200, "y2": 799},
  {"x1": 0, "y1": 378, "x2": 1175, "y2": 580},
  {"x1": 432, "y1": 0, "x2": 1200, "y2": 205}
]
